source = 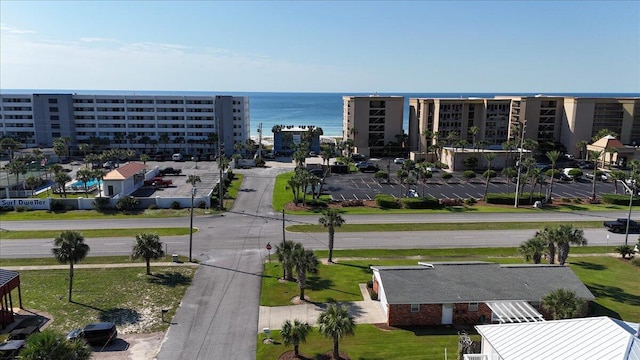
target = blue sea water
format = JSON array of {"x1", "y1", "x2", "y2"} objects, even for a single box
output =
[{"x1": 4, "y1": 89, "x2": 639, "y2": 137}]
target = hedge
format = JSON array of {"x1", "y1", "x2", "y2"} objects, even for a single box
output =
[
  {"x1": 485, "y1": 192, "x2": 545, "y2": 205},
  {"x1": 601, "y1": 193, "x2": 640, "y2": 206},
  {"x1": 375, "y1": 194, "x2": 401, "y2": 209},
  {"x1": 401, "y1": 196, "x2": 442, "y2": 209}
]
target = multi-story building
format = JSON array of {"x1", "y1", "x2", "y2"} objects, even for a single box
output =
[
  {"x1": 271, "y1": 125, "x2": 321, "y2": 155},
  {"x1": 409, "y1": 95, "x2": 640, "y2": 159},
  {"x1": 342, "y1": 95, "x2": 404, "y2": 157},
  {"x1": 0, "y1": 93, "x2": 250, "y2": 156}
]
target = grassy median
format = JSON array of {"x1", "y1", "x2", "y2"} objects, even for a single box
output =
[{"x1": 0, "y1": 227, "x2": 195, "y2": 240}]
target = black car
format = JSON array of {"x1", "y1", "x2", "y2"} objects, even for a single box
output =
[
  {"x1": 356, "y1": 162, "x2": 379, "y2": 172},
  {"x1": 67, "y1": 322, "x2": 117, "y2": 346}
]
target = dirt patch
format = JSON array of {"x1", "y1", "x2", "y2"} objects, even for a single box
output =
[
  {"x1": 91, "y1": 332, "x2": 164, "y2": 360},
  {"x1": 291, "y1": 295, "x2": 312, "y2": 305}
]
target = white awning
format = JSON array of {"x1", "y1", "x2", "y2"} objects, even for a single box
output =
[{"x1": 487, "y1": 301, "x2": 545, "y2": 323}]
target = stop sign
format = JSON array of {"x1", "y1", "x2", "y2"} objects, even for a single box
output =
[{"x1": 266, "y1": 243, "x2": 272, "y2": 250}]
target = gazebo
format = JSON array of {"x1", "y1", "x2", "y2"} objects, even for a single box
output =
[
  {"x1": 0, "y1": 269, "x2": 23, "y2": 329},
  {"x1": 587, "y1": 135, "x2": 635, "y2": 168}
]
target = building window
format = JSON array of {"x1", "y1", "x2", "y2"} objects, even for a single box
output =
[
  {"x1": 410, "y1": 304, "x2": 420, "y2": 313},
  {"x1": 49, "y1": 106, "x2": 59, "y2": 112},
  {"x1": 51, "y1": 115, "x2": 59, "y2": 121},
  {"x1": 48, "y1": 98, "x2": 58, "y2": 104},
  {"x1": 469, "y1": 302, "x2": 478, "y2": 312}
]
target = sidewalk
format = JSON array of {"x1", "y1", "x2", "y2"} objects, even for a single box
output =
[
  {"x1": 257, "y1": 283, "x2": 386, "y2": 332},
  {"x1": 1, "y1": 262, "x2": 198, "y2": 271}
]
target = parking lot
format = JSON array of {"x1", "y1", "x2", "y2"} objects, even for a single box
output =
[
  {"x1": 131, "y1": 160, "x2": 220, "y2": 199},
  {"x1": 322, "y1": 163, "x2": 618, "y2": 201}
]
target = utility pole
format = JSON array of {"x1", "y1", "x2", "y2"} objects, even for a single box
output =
[
  {"x1": 514, "y1": 121, "x2": 526, "y2": 208},
  {"x1": 282, "y1": 209, "x2": 286, "y2": 247},
  {"x1": 258, "y1": 123, "x2": 263, "y2": 159}
]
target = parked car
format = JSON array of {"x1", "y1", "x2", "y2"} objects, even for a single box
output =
[
  {"x1": 144, "y1": 177, "x2": 173, "y2": 187},
  {"x1": 394, "y1": 158, "x2": 405, "y2": 164},
  {"x1": 102, "y1": 161, "x2": 117, "y2": 169},
  {"x1": 408, "y1": 189, "x2": 419, "y2": 198},
  {"x1": 356, "y1": 161, "x2": 379, "y2": 172},
  {"x1": 425, "y1": 167, "x2": 439, "y2": 173},
  {"x1": 603, "y1": 218, "x2": 640, "y2": 233},
  {"x1": 172, "y1": 153, "x2": 184, "y2": 161},
  {"x1": 67, "y1": 322, "x2": 117, "y2": 346},
  {"x1": 350, "y1": 153, "x2": 366, "y2": 162},
  {"x1": 159, "y1": 167, "x2": 182, "y2": 176},
  {"x1": 309, "y1": 168, "x2": 325, "y2": 177}
]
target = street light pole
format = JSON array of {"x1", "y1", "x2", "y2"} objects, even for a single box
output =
[
  {"x1": 618, "y1": 179, "x2": 634, "y2": 246},
  {"x1": 514, "y1": 121, "x2": 526, "y2": 208},
  {"x1": 189, "y1": 187, "x2": 196, "y2": 262}
]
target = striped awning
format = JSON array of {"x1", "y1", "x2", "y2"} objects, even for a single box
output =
[{"x1": 487, "y1": 301, "x2": 545, "y2": 323}]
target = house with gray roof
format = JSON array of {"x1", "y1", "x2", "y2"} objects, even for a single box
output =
[{"x1": 370, "y1": 262, "x2": 594, "y2": 327}]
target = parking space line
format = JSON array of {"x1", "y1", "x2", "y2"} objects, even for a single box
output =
[
  {"x1": 366, "y1": 194, "x2": 372, "y2": 200},
  {"x1": 353, "y1": 194, "x2": 359, "y2": 200},
  {"x1": 452, "y1": 192, "x2": 464, "y2": 199},
  {"x1": 341, "y1": 194, "x2": 346, "y2": 201},
  {"x1": 465, "y1": 193, "x2": 476, "y2": 198}
]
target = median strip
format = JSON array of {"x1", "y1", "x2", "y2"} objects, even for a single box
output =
[{"x1": 0, "y1": 227, "x2": 195, "y2": 240}]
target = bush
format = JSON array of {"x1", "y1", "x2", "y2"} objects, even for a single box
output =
[
  {"x1": 485, "y1": 193, "x2": 545, "y2": 205},
  {"x1": 601, "y1": 193, "x2": 640, "y2": 206},
  {"x1": 572, "y1": 198, "x2": 582, "y2": 204},
  {"x1": 483, "y1": 170, "x2": 497, "y2": 179},
  {"x1": 546, "y1": 169, "x2": 561, "y2": 178},
  {"x1": 615, "y1": 245, "x2": 635, "y2": 259},
  {"x1": 307, "y1": 198, "x2": 328, "y2": 208},
  {"x1": 442, "y1": 173, "x2": 453, "y2": 180},
  {"x1": 170, "y1": 201, "x2": 181, "y2": 210},
  {"x1": 568, "y1": 168, "x2": 583, "y2": 179},
  {"x1": 148, "y1": 204, "x2": 159, "y2": 210},
  {"x1": 463, "y1": 170, "x2": 476, "y2": 181},
  {"x1": 366, "y1": 280, "x2": 373, "y2": 289},
  {"x1": 374, "y1": 171, "x2": 388, "y2": 181},
  {"x1": 342, "y1": 199, "x2": 364, "y2": 207},
  {"x1": 50, "y1": 200, "x2": 65, "y2": 212},
  {"x1": 440, "y1": 198, "x2": 463, "y2": 207},
  {"x1": 116, "y1": 196, "x2": 140, "y2": 213},
  {"x1": 255, "y1": 158, "x2": 265, "y2": 167},
  {"x1": 15, "y1": 205, "x2": 29, "y2": 212},
  {"x1": 92, "y1": 197, "x2": 111, "y2": 211},
  {"x1": 631, "y1": 257, "x2": 640, "y2": 268},
  {"x1": 465, "y1": 197, "x2": 477, "y2": 206},
  {"x1": 375, "y1": 194, "x2": 401, "y2": 209},
  {"x1": 197, "y1": 201, "x2": 206, "y2": 209},
  {"x1": 401, "y1": 197, "x2": 441, "y2": 209}
]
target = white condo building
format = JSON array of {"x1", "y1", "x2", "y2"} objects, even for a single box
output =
[{"x1": 0, "y1": 93, "x2": 250, "y2": 156}]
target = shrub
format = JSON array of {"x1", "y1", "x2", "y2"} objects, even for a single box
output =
[
  {"x1": 15, "y1": 205, "x2": 29, "y2": 212},
  {"x1": 483, "y1": 170, "x2": 497, "y2": 179},
  {"x1": 631, "y1": 257, "x2": 640, "y2": 268},
  {"x1": 342, "y1": 199, "x2": 364, "y2": 207},
  {"x1": 465, "y1": 197, "x2": 477, "y2": 206},
  {"x1": 255, "y1": 158, "x2": 265, "y2": 167},
  {"x1": 601, "y1": 193, "x2": 640, "y2": 206},
  {"x1": 148, "y1": 204, "x2": 159, "y2": 210},
  {"x1": 546, "y1": 169, "x2": 561, "y2": 178},
  {"x1": 92, "y1": 197, "x2": 111, "y2": 211},
  {"x1": 374, "y1": 171, "x2": 388, "y2": 181},
  {"x1": 561, "y1": 197, "x2": 571, "y2": 202},
  {"x1": 170, "y1": 201, "x2": 181, "y2": 210},
  {"x1": 401, "y1": 197, "x2": 441, "y2": 209},
  {"x1": 116, "y1": 196, "x2": 140, "y2": 213},
  {"x1": 442, "y1": 173, "x2": 453, "y2": 180},
  {"x1": 375, "y1": 194, "x2": 401, "y2": 209},
  {"x1": 50, "y1": 200, "x2": 65, "y2": 212},
  {"x1": 568, "y1": 168, "x2": 583, "y2": 179},
  {"x1": 463, "y1": 170, "x2": 476, "y2": 181},
  {"x1": 196, "y1": 201, "x2": 206, "y2": 209},
  {"x1": 572, "y1": 198, "x2": 582, "y2": 204},
  {"x1": 485, "y1": 193, "x2": 545, "y2": 205},
  {"x1": 366, "y1": 280, "x2": 373, "y2": 289},
  {"x1": 440, "y1": 198, "x2": 463, "y2": 207},
  {"x1": 307, "y1": 198, "x2": 328, "y2": 208},
  {"x1": 615, "y1": 245, "x2": 635, "y2": 259}
]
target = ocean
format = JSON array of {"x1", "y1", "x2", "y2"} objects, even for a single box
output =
[{"x1": 4, "y1": 90, "x2": 639, "y2": 137}]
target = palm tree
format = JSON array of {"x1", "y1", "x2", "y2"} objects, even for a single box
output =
[
  {"x1": 541, "y1": 288, "x2": 583, "y2": 320},
  {"x1": 546, "y1": 150, "x2": 561, "y2": 202},
  {"x1": 576, "y1": 140, "x2": 588, "y2": 160},
  {"x1": 0, "y1": 137, "x2": 21, "y2": 161},
  {"x1": 319, "y1": 209, "x2": 345, "y2": 263},
  {"x1": 502, "y1": 167, "x2": 517, "y2": 193},
  {"x1": 75, "y1": 168, "x2": 93, "y2": 195},
  {"x1": 518, "y1": 234, "x2": 546, "y2": 264},
  {"x1": 483, "y1": 152, "x2": 497, "y2": 201},
  {"x1": 293, "y1": 247, "x2": 319, "y2": 300},
  {"x1": 52, "y1": 230, "x2": 90, "y2": 301},
  {"x1": 275, "y1": 240, "x2": 301, "y2": 281},
  {"x1": 186, "y1": 174, "x2": 201, "y2": 187},
  {"x1": 469, "y1": 126, "x2": 479, "y2": 151},
  {"x1": 131, "y1": 232, "x2": 165, "y2": 275},
  {"x1": 396, "y1": 169, "x2": 408, "y2": 198},
  {"x1": 92, "y1": 168, "x2": 106, "y2": 197},
  {"x1": 54, "y1": 172, "x2": 71, "y2": 198},
  {"x1": 7, "y1": 159, "x2": 27, "y2": 186},
  {"x1": 588, "y1": 149, "x2": 603, "y2": 201},
  {"x1": 20, "y1": 330, "x2": 91, "y2": 360},
  {"x1": 25, "y1": 175, "x2": 40, "y2": 196},
  {"x1": 610, "y1": 170, "x2": 626, "y2": 194},
  {"x1": 280, "y1": 319, "x2": 311, "y2": 358},
  {"x1": 140, "y1": 154, "x2": 150, "y2": 164},
  {"x1": 553, "y1": 225, "x2": 587, "y2": 265},
  {"x1": 78, "y1": 143, "x2": 90, "y2": 164},
  {"x1": 318, "y1": 303, "x2": 356, "y2": 360}
]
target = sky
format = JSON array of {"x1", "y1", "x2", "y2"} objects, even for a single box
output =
[{"x1": 1, "y1": 0, "x2": 639, "y2": 93}]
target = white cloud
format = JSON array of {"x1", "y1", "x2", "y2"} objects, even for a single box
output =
[
  {"x1": 0, "y1": 23, "x2": 35, "y2": 34},
  {"x1": 80, "y1": 37, "x2": 118, "y2": 43}
]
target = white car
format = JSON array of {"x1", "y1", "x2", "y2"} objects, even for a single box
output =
[
  {"x1": 426, "y1": 167, "x2": 439, "y2": 173},
  {"x1": 394, "y1": 158, "x2": 404, "y2": 164},
  {"x1": 408, "y1": 189, "x2": 419, "y2": 198}
]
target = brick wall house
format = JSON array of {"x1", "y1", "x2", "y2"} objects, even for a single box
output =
[{"x1": 371, "y1": 262, "x2": 594, "y2": 327}]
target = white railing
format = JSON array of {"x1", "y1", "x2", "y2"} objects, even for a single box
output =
[{"x1": 463, "y1": 355, "x2": 488, "y2": 360}]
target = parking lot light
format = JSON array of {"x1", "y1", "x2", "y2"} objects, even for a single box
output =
[
  {"x1": 618, "y1": 179, "x2": 634, "y2": 246},
  {"x1": 189, "y1": 187, "x2": 196, "y2": 262}
]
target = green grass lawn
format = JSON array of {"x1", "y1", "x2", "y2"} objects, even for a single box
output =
[
  {"x1": 262, "y1": 250, "x2": 640, "y2": 322},
  {"x1": 0, "y1": 208, "x2": 215, "y2": 221},
  {"x1": 288, "y1": 221, "x2": 604, "y2": 233},
  {"x1": 18, "y1": 266, "x2": 196, "y2": 334},
  {"x1": 257, "y1": 324, "x2": 465, "y2": 360},
  {"x1": 0, "y1": 227, "x2": 194, "y2": 240},
  {"x1": 0, "y1": 255, "x2": 191, "y2": 267}
]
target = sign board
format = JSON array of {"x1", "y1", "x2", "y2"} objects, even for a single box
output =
[
  {"x1": 266, "y1": 243, "x2": 272, "y2": 251},
  {"x1": 0, "y1": 198, "x2": 50, "y2": 210}
]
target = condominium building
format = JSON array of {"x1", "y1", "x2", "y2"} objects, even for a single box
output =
[
  {"x1": 0, "y1": 93, "x2": 250, "y2": 156},
  {"x1": 342, "y1": 95, "x2": 404, "y2": 157},
  {"x1": 409, "y1": 95, "x2": 640, "y2": 158}
]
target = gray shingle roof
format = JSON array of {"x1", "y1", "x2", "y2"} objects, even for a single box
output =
[{"x1": 373, "y1": 262, "x2": 595, "y2": 304}]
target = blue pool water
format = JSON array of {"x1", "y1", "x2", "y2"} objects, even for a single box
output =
[{"x1": 71, "y1": 178, "x2": 102, "y2": 188}]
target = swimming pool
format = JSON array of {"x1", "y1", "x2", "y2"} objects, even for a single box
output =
[{"x1": 70, "y1": 178, "x2": 102, "y2": 189}]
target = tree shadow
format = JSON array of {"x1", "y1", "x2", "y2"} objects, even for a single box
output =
[
  {"x1": 590, "y1": 302, "x2": 622, "y2": 319},
  {"x1": 99, "y1": 307, "x2": 140, "y2": 326},
  {"x1": 572, "y1": 261, "x2": 607, "y2": 270},
  {"x1": 146, "y1": 271, "x2": 192, "y2": 287},
  {"x1": 393, "y1": 325, "x2": 465, "y2": 336},
  {"x1": 70, "y1": 301, "x2": 106, "y2": 312},
  {"x1": 333, "y1": 262, "x2": 371, "y2": 275},
  {"x1": 587, "y1": 283, "x2": 640, "y2": 306},
  {"x1": 92, "y1": 338, "x2": 130, "y2": 352},
  {"x1": 307, "y1": 276, "x2": 333, "y2": 291},
  {"x1": 200, "y1": 262, "x2": 265, "y2": 278}
]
